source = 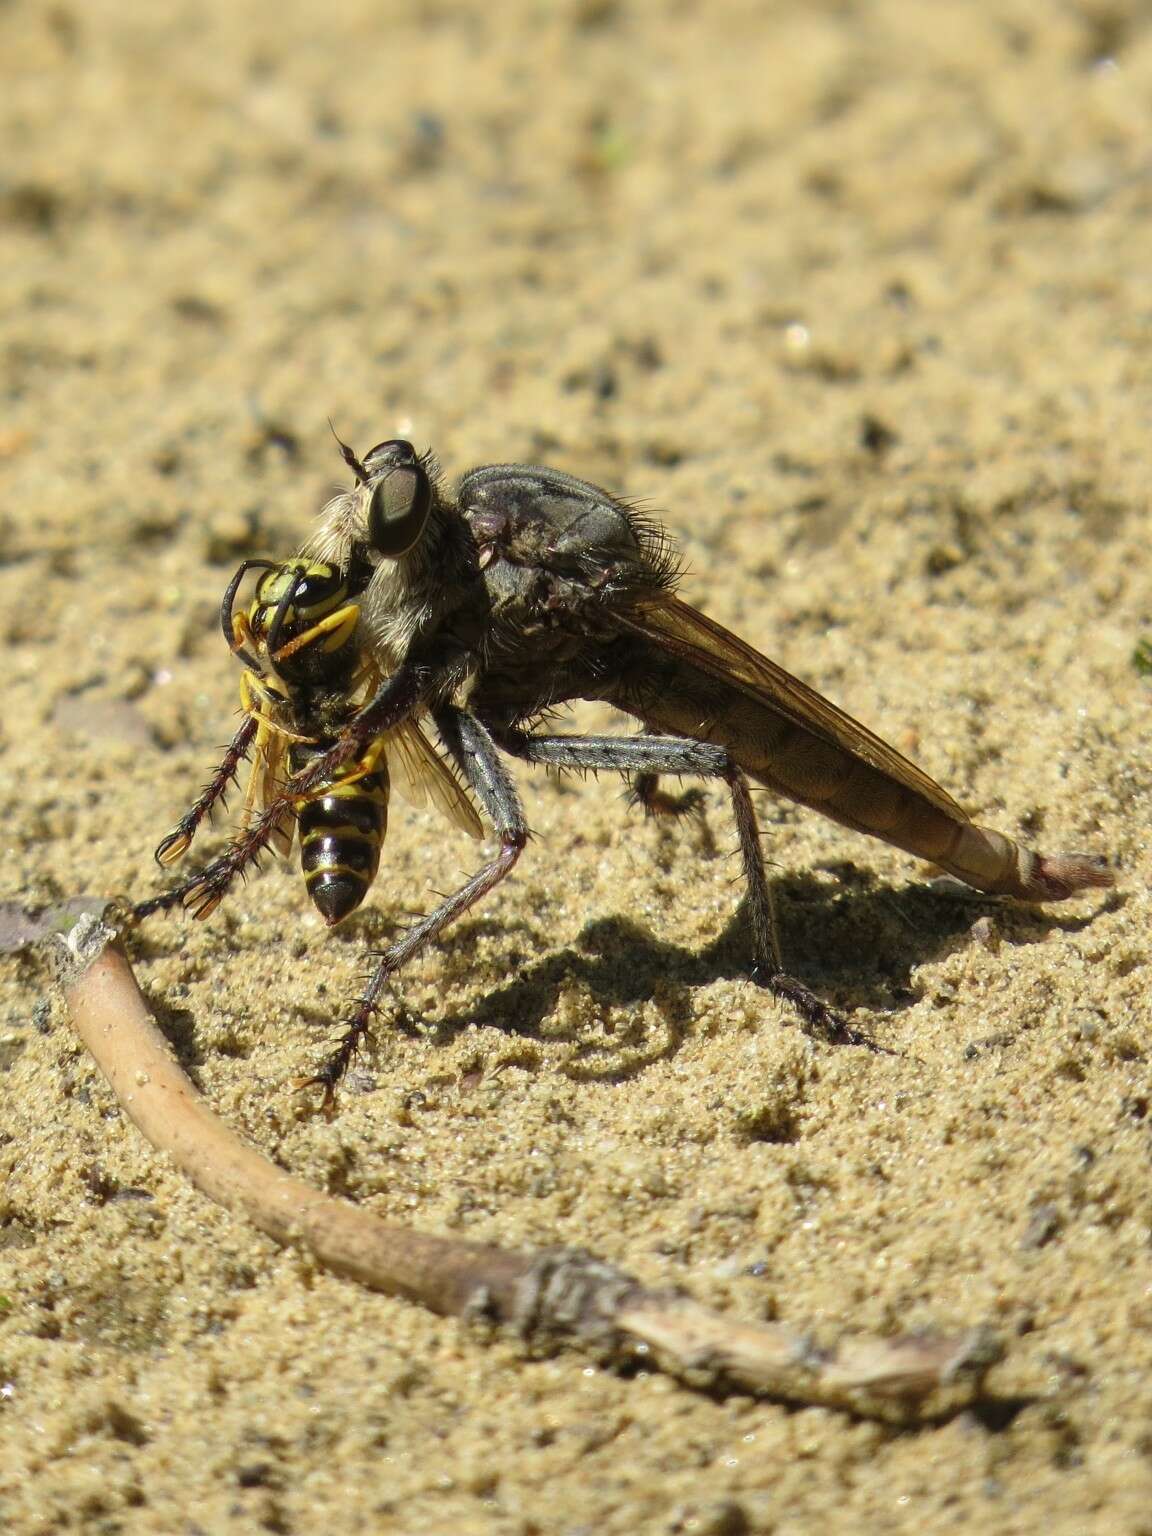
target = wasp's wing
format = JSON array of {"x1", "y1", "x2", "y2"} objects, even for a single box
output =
[
  {"x1": 387, "y1": 719, "x2": 484, "y2": 839},
  {"x1": 241, "y1": 720, "x2": 297, "y2": 858},
  {"x1": 617, "y1": 593, "x2": 964, "y2": 818}
]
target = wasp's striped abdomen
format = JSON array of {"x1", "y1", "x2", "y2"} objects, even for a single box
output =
[{"x1": 290, "y1": 742, "x2": 389, "y2": 926}]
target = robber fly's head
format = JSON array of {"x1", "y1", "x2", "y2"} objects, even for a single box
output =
[
  {"x1": 309, "y1": 434, "x2": 441, "y2": 593},
  {"x1": 339, "y1": 438, "x2": 434, "y2": 560},
  {"x1": 221, "y1": 557, "x2": 360, "y2": 690}
]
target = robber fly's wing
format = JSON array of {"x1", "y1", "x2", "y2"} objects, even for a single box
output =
[
  {"x1": 242, "y1": 719, "x2": 297, "y2": 858},
  {"x1": 618, "y1": 592, "x2": 965, "y2": 818},
  {"x1": 387, "y1": 719, "x2": 485, "y2": 840}
]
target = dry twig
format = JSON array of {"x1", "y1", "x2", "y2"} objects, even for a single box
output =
[{"x1": 53, "y1": 915, "x2": 1002, "y2": 1418}]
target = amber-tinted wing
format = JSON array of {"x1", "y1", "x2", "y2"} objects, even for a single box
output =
[
  {"x1": 617, "y1": 593, "x2": 964, "y2": 818},
  {"x1": 243, "y1": 719, "x2": 297, "y2": 858},
  {"x1": 388, "y1": 719, "x2": 484, "y2": 840},
  {"x1": 351, "y1": 658, "x2": 483, "y2": 839}
]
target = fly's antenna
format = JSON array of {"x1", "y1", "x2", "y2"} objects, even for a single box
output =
[{"x1": 329, "y1": 420, "x2": 369, "y2": 485}]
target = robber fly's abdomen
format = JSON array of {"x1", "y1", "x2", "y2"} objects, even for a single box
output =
[
  {"x1": 631, "y1": 668, "x2": 1109, "y2": 903},
  {"x1": 289, "y1": 742, "x2": 389, "y2": 926},
  {"x1": 742, "y1": 726, "x2": 1064, "y2": 900}
]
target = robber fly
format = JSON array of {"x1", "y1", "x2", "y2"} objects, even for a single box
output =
[
  {"x1": 135, "y1": 549, "x2": 481, "y2": 933},
  {"x1": 136, "y1": 437, "x2": 1112, "y2": 1099}
]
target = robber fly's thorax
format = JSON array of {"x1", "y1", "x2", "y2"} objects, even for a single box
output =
[{"x1": 358, "y1": 551, "x2": 432, "y2": 672}]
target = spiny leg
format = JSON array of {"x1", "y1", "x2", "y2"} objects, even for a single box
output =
[
  {"x1": 149, "y1": 715, "x2": 259, "y2": 872},
  {"x1": 133, "y1": 715, "x2": 262, "y2": 921},
  {"x1": 724, "y1": 765, "x2": 873, "y2": 1047},
  {"x1": 304, "y1": 706, "x2": 529, "y2": 1101},
  {"x1": 137, "y1": 734, "x2": 398, "y2": 925},
  {"x1": 133, "y1": 785, "x2": 293, "y2": 922},
  {"x1": 134, "y1": 665, "x2": 429, "y2": 925},
  {"x1": 491, "y1": 727, "x2": 873, "y2": 1049},
  {"x1": 629, "y1": 771, "x2": 707, "y2": 821}
]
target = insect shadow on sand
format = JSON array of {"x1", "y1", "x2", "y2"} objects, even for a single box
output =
[{"x1": 304, "y1": 866, "x2": 1111, "y2": 1086}]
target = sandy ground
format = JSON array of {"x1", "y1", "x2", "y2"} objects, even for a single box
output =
[{"x1": 1, "y1": 0, "x2": 1151, "y2": 1530}]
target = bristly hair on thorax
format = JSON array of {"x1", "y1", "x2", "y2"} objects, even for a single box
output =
[{"x1": 615, "y1": 497, "x2": 685, "y2": 598}]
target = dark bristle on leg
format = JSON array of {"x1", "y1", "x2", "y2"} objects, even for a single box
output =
[
  {"x1": 150, "y1": 715, "x2": 259, "y2": 872},
  {"x1": 134, "y1": 667, "x2": 429, "y2": 927},
  {"x1": 630, "y1": 771, "x2": 707, "y2": 820},
  {"x1": 296, "y1": 1001, "x2": 379, "y2": 1113},
  {"x1": 130, "y1": 799, "x2": 289, "y2": 923}
]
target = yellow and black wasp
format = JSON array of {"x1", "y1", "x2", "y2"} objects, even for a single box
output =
[{"x1": 137, "y1": 552, "x2": 481, "y2": 930}]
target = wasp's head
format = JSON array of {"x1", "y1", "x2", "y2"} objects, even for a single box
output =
[
  {"x1": 250, "y1": 560, "x2": 346, "y2": 639},
  {"x1": 222, "y1": 557, "x2": 359, "y2": 689}
]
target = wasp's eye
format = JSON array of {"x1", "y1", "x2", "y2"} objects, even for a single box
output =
[
  {"x1": 253, "y1": 568, "x2": 296, "y2": 606},
  {"x1": 289, "y1": 565, "x2": 343, "y2": 608},
  {"x1": 366, "y1": 449, "x2": 432, "y2": 557}
]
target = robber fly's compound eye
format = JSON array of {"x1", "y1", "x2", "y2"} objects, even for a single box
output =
[{"x1": 364, "y1": 442, "x2": 432, "y2": 558}]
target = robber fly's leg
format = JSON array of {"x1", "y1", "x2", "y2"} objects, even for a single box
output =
[
  {"x1": 490, "y1": 729, "x2": 875, "y2": 1050},
  {"x1": 494, "y1": 727, "x2": 768, "y2": 937},
  {"x1": 132, "y1": 717, "x2": 264, "y2": 921},
  {"x1": 629, "y1": 771, "x2": 707, "y2": 821},
  {"x1": 132, "y1": 792, "x2": 291, "y2": 923},
  {"x1": 137, "y1": 666, "x2": 429, "y2": 926},
  {"x1": 144, "y1": 734, "x2": 394, "y2": 926},
  {"x1": 147, "y1": 715, "x2": 260, "y2": 872},
  {"x1": 305, "y1": 706, "x2": 528, "y2": 1102}
]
